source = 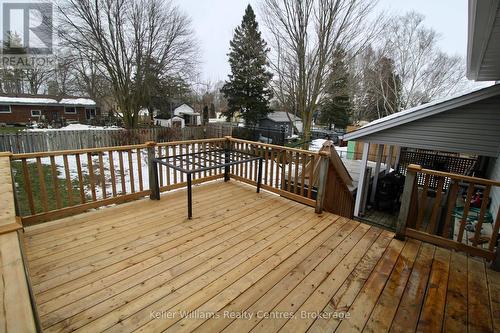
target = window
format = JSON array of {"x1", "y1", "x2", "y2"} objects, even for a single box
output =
[
  {"x1": 31, "y1": 110, "x2": 41, "y2": 117},
  {"x1": 65, "y1": 106, "x2": 76, "y2": 114},
  {"x1": 85, "y1": 108, "x2": 96, "y2": 120},
  {"x1": 0, "y1": 105, "x2": 11, "y2": 113}
]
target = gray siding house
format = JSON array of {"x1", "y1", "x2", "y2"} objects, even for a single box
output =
[
  {"x1": 259, "y1": 111, "x2": 303, "y2": 135},
  {"x1": 344, "y1": 84, "x2": 500, "y2": 217}
]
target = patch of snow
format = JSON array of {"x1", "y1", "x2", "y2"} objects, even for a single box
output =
[
  {"x1": 26, "y1": 124, "x2": 121, "y2": 132},
  {"x1": 0, "y1": 96, "x2": 58, "y2": 104},
  {"x1": 59, "y1": 98, "x2": 96, "y2": 106}
]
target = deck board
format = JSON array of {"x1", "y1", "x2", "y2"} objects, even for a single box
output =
[{"x1": 22, "y1": 180, "x2": 500, "y2": 332}]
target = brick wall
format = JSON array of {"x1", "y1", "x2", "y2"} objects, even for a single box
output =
[{"x1": 0, "y1": 104, "x2": 100, "y2": 125}]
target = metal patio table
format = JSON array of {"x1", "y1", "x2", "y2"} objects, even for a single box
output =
[{"x1": 153, "y1": 148, "x2": 263, "y2": 219}]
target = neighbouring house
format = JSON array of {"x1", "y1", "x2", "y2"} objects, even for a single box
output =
[
  {"x1": 154, "y1": 104, "x2": 201, "y2": 128},
  {"x1": 259, "y1": 111, "x2": 303, "y2": 135},
  {"x1": 155, "y1": 116, "x2": 185, "y2": 128},
  {"x1": 0, "y1": 95, "x2": 99, "y2": 125}
]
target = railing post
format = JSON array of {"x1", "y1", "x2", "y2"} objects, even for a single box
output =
[
  {"x1": 315, "y1": 151, "x2": 330, "y2": 214},
  {"x1": 146, "y1": 141, "x2": 160, "y2": 200},
  {"x1": 395, "y1": 164, "x2": 421, "y2": 240},
  {"x1": 224, "y1": 136, "x2": 232, "y2": 182}
]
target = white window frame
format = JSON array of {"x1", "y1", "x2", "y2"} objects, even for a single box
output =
[
  {"x1": 0, "y1": 104, "x2": 11, "y2": 113},
  {"x1": 64, "y1": 106, "x2": 77, "y2": 114},
  {"x1": 31, "y1": 109, "x2": 41, "y2": 117}
]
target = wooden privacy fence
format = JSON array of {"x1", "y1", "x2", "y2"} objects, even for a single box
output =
[
  {"x1": 9, "y1": 136, "x2": 355, "y2": 226},
  {"x1": 396, "y1": 164, "x2": 500, "y2": 268},
  {"x1": 0, "y1": 124, "x2": 233, "y2": 154}
]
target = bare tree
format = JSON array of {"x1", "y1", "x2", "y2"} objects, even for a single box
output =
[
  {"x1": 56, "y1": 0, "x2": 198, "y2": 128},
  {"x1": 381, "y1": 12, "x2": 468, "y2": 110},
  {"x1": 261, "y1": 0, "x2": 385, "y2": 146}
]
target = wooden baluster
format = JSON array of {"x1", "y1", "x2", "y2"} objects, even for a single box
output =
[
  {"x1": 118, "y1": 150, "x2": 126, "y2": 194},
  {"x1": 172, "y1": 145, "x2": 178, "y2": 185},
  {"x1": 457, "y1": 183, "x2": 476, "y2": 243},
  {"x1": 128, "y1": 149, "x2": 135, "y2": 193},
  {"x1": 489, "y1": 209, "x2": 500, "y2": 253},
  {"x1": 180, "y1": 144, "x2": 184, "y2": 183},
  {"x1": 280, "y1": 150, "x2": 286, "y2": 190},
  {"x1": 287, "y1": 151, "x2": 293, "y2": 192},
  {"x1": 98, "y1": 152, "x2": 107, "y2": 199},
  {"x1": 202, "y1": 143, "x2": 207, "y2": 178},
  {"x1": 49, "y1": 156, "x2": 62, "y2": 209},
  {"x1": 75, "y1": 154, "x2": 86, "y2": 203},
  {"x1": 294, "y1": 151, "x2": 300, "y2": 194},
  {"x1": 239, "y1": 143, "x2": 244, "y2": 178},
  {"x1": 301, "y1": 153, "x2": 306, "y2": 196},
  {"x1": 191, "y1": 142, "x2": 196, "y2": 180},
  {"x1": 308, "y1": 155, "x2": 317, "y2": 199},
  {"x1": 427, "y1": 176, "x2": 445, "y2": 234},
  {"x1": 441, "y1": 180, "x2": 459, "y2": 238},
  {"x1": 415, "y1": 173, "x2": 431, "y2": 230},
  {"x1": 244, "y1": 143, "x2": 249, "y2": 179},
  {"x1": 63, "y1": 155, "x2": 74, "y2": 206},
  {"x1": 165, "y1": 146, "x2": 170, "y2": 187},
  {"x1": 137, "y1": 148, "x2": 143, "y2": 191},
  {"x1": 158, "y1": 146, "x2": 163, "y2": 188},
  {"x1": 269, "y1": 148, "x2": 275, "y2": 187},
  {"x1": 108, "y1": 151, "x2": 117, "y2": 197},
  {"x1": 264, "y1": 147, "x2": 269, "y2": 185},
  {"x1": 473, "y1": 185, "x2": 491, "y2": 247},
  {"x1": 36, "y1": 157, "x2": 49, "y2": 212},
  {"x1": 21, "y1": 159, "x2": 35, "y2": 215},
  {"x1": 395, "y1": 164, "x2": 420, "y2": 240},
  {"x1": 276, "y1": 149, "x2": 282, "y2": 188},
  {"x1": 87, "y1": 152, "x2": 97, "y2": 201}
]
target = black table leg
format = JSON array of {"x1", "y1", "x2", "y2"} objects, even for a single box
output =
[
  {"x1": 257, "y1": 158, "x2": 263, "y2": 193},
  {"x1": 187, "y1": 172, "x2": 192, "y2": 219}
]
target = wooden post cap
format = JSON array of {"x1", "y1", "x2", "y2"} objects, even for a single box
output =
[
  {"x1": 407, "y1": 164, "x2": 422, "y2": 171},
  {"x1": 0, "y1": 152, "x2": 13, "y2": 157},
  {"x1": 145, "y1": 141, "x2": 157, "y2": 147}
]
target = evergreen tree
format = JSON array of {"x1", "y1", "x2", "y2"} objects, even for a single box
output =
[
  {"x1": 221, "y1": 5, "x2": 273, "y2": 125},
  {"x1": 319, "y1": 47, "x2": 352, "y2": 130}
]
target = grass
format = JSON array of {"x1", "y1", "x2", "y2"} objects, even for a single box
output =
[
  {"x1": 12, "y1": 161, "x2": 85, "y2": 216},
  {"x1": 0, "y1": 126, "x2": 25, "y2": 134}
]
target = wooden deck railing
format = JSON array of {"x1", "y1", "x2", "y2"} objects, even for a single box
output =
[
  {"x1": 227, "y1": 138, "x2": 321, "y2": 208},
  {"x1": 0, "y1": 153, "x2": 38, "y2": 331},
  {"x1": 9, "y1": 136, "x2": 355, "y2": 226},
  {"x1": 396, "y1": 164, "x2": 500, "y2": 268}
]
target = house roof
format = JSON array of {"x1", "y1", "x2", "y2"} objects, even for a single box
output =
[
  {"x1": 174, "y1": 104, "x2": 199, "y2": 115},
  {"x1": 59, "y1": 98, "x2": 96, "y2": 107},
  {"x1": 0, "y1": 95, "x2": 96, "y2": 106},
  {"x1": 0, "y1": 96, "x2": 59, "y2": 105},
  {"x1": 266, "y1": 111, "x2": 302, "y2": 123},
  {"x1": 467, "y1": 0, "x2": 500, "y2": 80},
  {"x1": 344, "y1": 83, "x2": 500, "y2": 141}
]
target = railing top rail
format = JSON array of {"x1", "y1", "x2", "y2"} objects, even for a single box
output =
[
  {"x1": 156, "y1": 138, "x2": 226, "y2": 147},
  {"x1": 407, "y1": 164, "x2": 500, "y2": 187},
  {"x1": 10, "y1": 143, "x2": 149, "y2": 160},
  {"x1": 228, "y1": 137, "x2": 320, "y2": 155}
]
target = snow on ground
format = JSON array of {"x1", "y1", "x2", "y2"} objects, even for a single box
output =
[
  {"x1": 309, "y1": 139, "x2": 348, "y2": 157},
  {"x1": 35, "y1": 146, "x2": 226, "y2": 201},
  {"x1": 26, "y1": 123, "x2": 121, "y2": 132}
]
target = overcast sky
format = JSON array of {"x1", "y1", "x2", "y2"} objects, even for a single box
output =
[{"x1": 178, "y1": 0, "x2": 469, "y2": 83}]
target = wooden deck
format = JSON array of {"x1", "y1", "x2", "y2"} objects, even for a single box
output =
[{"x1": 23, "y1": 180, "x2": 500, "y2": 332}]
